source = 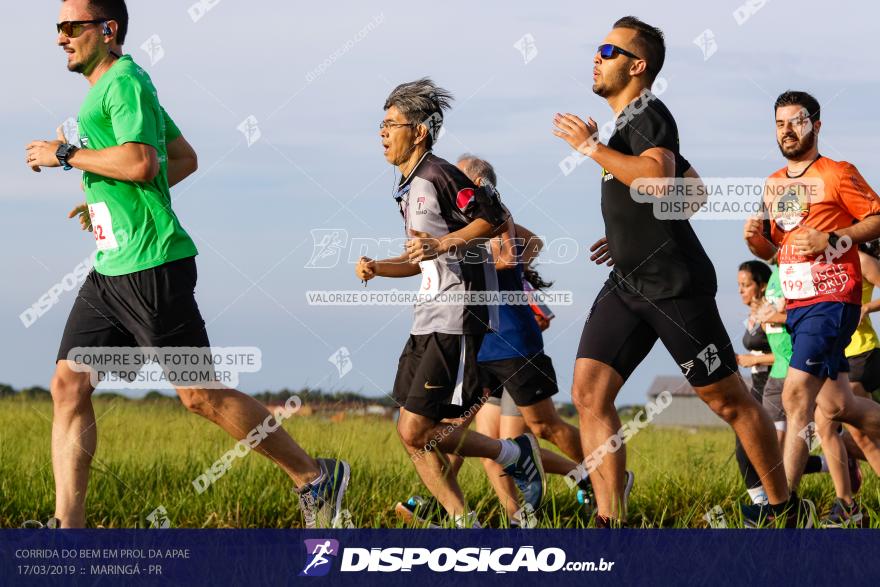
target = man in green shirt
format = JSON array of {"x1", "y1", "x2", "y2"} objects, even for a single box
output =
[{"x1": 25, "y1": 0, "x2": 349, "y2": 529}]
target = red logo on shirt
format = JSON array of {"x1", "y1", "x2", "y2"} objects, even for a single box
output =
[{"x1": 456, "y1": 188, "x2": 475, "y2": 210}]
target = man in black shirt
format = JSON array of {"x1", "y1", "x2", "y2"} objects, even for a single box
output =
[{"x1": 553, "y1": 16, "x2": 809, "y2": 526}]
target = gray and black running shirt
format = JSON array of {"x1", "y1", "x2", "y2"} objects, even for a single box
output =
[{"x1": 394, "y1": 153, "x2": 506, "y2": 335}]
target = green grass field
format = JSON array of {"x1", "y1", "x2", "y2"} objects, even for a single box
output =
[{"x1": 2, "y1": 397, "x2": 878, "y2": 528}]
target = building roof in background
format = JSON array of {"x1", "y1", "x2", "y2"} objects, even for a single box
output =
[{"x1": 646, "y1": 374, "x2": 751, "y2": 398}]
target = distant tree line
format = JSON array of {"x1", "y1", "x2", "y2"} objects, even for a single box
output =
[
  {"x1": 0, "y1": 384, "x2": 399, "y2": 407},
  {"x1": 0, "y1": 383, "x2": 582, "y2": 414}
]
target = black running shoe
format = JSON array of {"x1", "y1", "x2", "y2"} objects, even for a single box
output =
[{"x1": 741, "y1": 494, "x2": 816, "y2": 528}]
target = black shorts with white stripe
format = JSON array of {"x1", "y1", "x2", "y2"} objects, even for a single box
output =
[{"x1": 392, "y1": 333, "x2": 484, "y2": 421}]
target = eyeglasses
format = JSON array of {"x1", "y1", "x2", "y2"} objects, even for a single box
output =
[
  {"x1": 56, "y1": 20, "x2": 104, "y2": 38},
  {"x1": 597, "y1": 43, "x2": 641, "y2": 60},
  {"x1": 379, "y1": 121, "x2": 415, "y2": 130}
]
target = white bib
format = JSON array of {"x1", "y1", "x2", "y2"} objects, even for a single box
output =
[
  {"x1": 418, "y1": 260, "x2": 440, "y2": 298},
  {"x1": 779, "y1": 262, "x2": 816, "y2": 300},
  {"x1": 88, "y1": 202, "x2": 119, "y2": 251}
]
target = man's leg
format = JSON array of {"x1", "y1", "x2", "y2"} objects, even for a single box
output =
[
  {"x1": 475, "y1": 401, "x2": 521, "y2": 519},
  {"x1": 440, "y1": 403, "x2": 484, "y2": 480},
  {"x1": 815, "y1": 371, "x2": 880, "y2": 461},
  {"x1": 397, "y1": 409, "x2": 494, "y2": 517},
  {"x1": 519, "y1": 398, "x2": 584, "y2": 462},
  {"x1": 846, "y1": 381, "x2": 880, "y2": 473},
  {"x1": 571, "y1": 358, "x2": 627, "y2": 520},
  {"x1": 694, "y1": 373, "x2": 789, "y2": 504},
  {"x1": 175, "y1": 386, "x2": 320, "y2": 487},
  {"x1": 781, "y1": 367, "x2": 825, "y2": 491},
  {"x1": 814, "y1": 404, "x2": 852, "y2": 501},
  {"x1": 51, "y1": 361, "x2": 97, "y2": 528},
  {"x1": 571, "y1": 285, "x2": 657, "y2": 521}
]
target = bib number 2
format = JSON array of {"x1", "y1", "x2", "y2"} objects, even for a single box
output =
[{"x1": 88, "y1": 202, "x2": 119, "y2": 251}]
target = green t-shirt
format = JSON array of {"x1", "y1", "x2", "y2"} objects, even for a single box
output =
[
  {"x1": 764, "y1": 266, "x2": 793, "y2": 378},
  {"x1": 78, "y1": 55, "x2": 197, "y2": 276}
]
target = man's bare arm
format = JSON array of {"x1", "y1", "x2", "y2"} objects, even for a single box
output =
[{"x1": 166, "y1": 136, "x2": 198, "y2": 187}]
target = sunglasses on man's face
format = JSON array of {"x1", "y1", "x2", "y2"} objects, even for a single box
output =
[
  {"x1": 597, "y1": 43, "x2": 641, "y2": 60},
  {"x1": 56, "y1": 20, "x2": 104, "y2": 38}
]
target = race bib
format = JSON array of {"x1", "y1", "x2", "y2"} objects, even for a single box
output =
[
  {"x1": 779, "y1": 262, "x2": 816, "y2": 300},
  {"x1": 88, "y1": 202, "x2": 119, "y2": 251},
  {"x1": 764, "y1": 323, "x2": 784, "y2": 335},
  {"x1": 418, "y1": 260, "x2": 440, "y2": 297}
]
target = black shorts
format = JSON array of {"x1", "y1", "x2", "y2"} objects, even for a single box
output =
[
  {"x1": 57, "y1": 257, "x2": 212, "y2": 381},
  {"x1": 577, "y1": 283, "x2": 737, "y2": 387},
  {"x1": 392, "y1": 333, "x2": 484, "y2": 421},
  {"x1": 848, "y1": 348, "x2": 880, "y2": 392},
  {"x1": 478, "y1": 353, "x2": 559, "y2": 408}
]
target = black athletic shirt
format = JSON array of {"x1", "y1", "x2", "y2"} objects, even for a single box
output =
[
  {"x1": 395, "y1": 153, "x2": 506, "y2": 335},
  {"x1": 601, "y1": 94, "x2": 717, "y2": 300}
]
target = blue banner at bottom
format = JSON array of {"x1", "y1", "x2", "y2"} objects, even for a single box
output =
[{"x1": 2, "y1": 529, "x2": 877, "y2": 586}]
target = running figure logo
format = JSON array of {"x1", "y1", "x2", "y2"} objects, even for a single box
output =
[
  {"x1": 696, "y1": 344, "x2": 721, "y2": 376},
  {"x1": 328, "y1": 347, "x2": 353, "y2": 378},
  {"x1": 306, "y1": 229, "x2": 349, "y2": 268},
  {"x1": 300, "y1": 539, "x2": 340, "y2": 577},
  {"x1": 692, "y1": 29, "x2": 717, "y2": 61},
  {"x1": 681, "y1": 344, "x2": 721, "y2": 378}
]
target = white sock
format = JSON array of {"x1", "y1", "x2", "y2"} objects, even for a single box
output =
[
  {"x1": 820, "y1": 455, "x2": 830, "y2": 473},
  {"x1": 747, "y1": 486, "x2": 769, "y2": 505},
  {"x1": 494, "y1": 438, "x2": 520, "y2": 468},
  {"x1": 454, "y1": 512, "x2": 481, "y2": 528}
]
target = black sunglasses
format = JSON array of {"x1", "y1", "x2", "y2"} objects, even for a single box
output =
[
  {"x1": 56, "y1": 20, "x2": 104, "y2": 37},
  {"x1": 598, "y1": 43, "x2": 641, "y2": 60}
]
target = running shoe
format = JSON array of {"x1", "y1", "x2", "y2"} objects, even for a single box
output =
[
  {"x1": 740, "y1": 494, "x2": 816, "y2": 528},
  {"x1": 512, "y1": 503, "x2": 538, "y2": 529},
  {"x1": 849, "y1": 458, "x2": 863, "y2": 495},
  {"x1": 821, "y1": 499, "x2": 864, "y2": 528},
  {"x1": 296, "y1": 458, "x2": 351, "y2": 528},
  {"x1": 576, "y1": 483, "x2": 593, "y2": 512},
  {"x1": 502, "y1": 433, "x2": 546, "y2": 511},
  {"x1": 595, "y1": 514, "x2": 629, "y2": 528},
  {"x1": 394, "y1": 496, "x2": 441, "y2": 528},
  {"x1": 576, "y1": 470, "x2": 634, "y2": 513},
  {"x1": 20, "y1": 518, "x2": 61, "y2": 529}
]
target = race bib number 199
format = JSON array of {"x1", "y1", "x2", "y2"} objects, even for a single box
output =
[
  {"x1": 88, "y1": 202, "x2": 119, "y2": 251},
  {"x1": 780, "y1": 262, "x2": 816, "y2": 300}
]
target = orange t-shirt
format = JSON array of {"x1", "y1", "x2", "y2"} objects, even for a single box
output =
[{"x1": 766, "y1": 157, "x2": 880, "y2": 309}]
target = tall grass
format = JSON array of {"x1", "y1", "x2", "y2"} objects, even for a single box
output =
[{"x1": 1, "y1": 398, "x2": 875, "y2": 528}]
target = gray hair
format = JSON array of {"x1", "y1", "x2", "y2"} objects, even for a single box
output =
[
  {"x1": 456, "y1": 153, "x2": 497, "y2": 187},
  {"x1": 384, "y1": 77, "x2": 454, "y2": 148}
]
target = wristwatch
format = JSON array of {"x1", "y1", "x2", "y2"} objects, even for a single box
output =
[
  {"x1": 55, "y1": 143, "x2": 78, "y2": 171},
  {"x1": 827, "y1": 231, "x2": 840, "y2": 249}
]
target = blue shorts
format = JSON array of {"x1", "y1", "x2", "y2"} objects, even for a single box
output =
[{"x1": 787, "y1": 302, "x2": 860, "y2": 380}]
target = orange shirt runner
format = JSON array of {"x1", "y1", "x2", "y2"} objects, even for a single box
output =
[{"x1": 765, "y1": 156, "x2": 880, "y2": 309}]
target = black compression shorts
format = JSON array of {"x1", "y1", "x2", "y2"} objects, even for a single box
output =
[{"x1": 577, "y1": 283, "x2": 737, "y2": 387}]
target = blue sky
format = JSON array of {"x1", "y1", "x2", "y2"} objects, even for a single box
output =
[{"x1": 4, "y1": 0, "x2": 879, "y2": 405}]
